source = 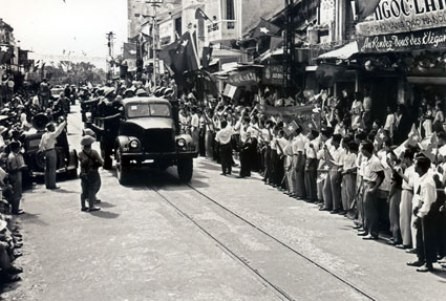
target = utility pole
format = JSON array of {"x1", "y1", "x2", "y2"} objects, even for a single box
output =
[
  {"x1": 137, "y1": 0, "x2": 163, "y2": 86},
  {"x1": 106, "y1": 31, "x2": 115, "y2": 81},
  {"x1": 283, "y1": 0, "x2": 296, "y2": 97}
]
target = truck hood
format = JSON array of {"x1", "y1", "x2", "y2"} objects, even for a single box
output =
[{"x1": 126, "y1": 118, "x2": 173, "y2": 130}]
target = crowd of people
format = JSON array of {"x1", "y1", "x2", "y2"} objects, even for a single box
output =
[
  {"x1": 1, "y1": 71, "x2": 446, "y2": 285},
  {"x1": 172, "y1": 84, "x2": 446, "y2": 273}
]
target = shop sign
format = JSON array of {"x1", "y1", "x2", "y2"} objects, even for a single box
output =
[
  {"x1": 358, "y1": 26, "x2": 446, "y2": 52},
  {"x1": 228, "y1": 69, "x2": 259, "y2": 86},
  {"x1": 319, "y1": 0, "x2": 335, "y2": 26},
  {"x1": 357, "y1": 0, "x2": 446, "y2": 36},
  {"x1": 262, "y1": 65, "x2": 284, "y2": 86}
]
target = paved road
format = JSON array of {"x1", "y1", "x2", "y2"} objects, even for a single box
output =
[{"x1": 2, "y1": 105, "x2": 446, "y2": 301}]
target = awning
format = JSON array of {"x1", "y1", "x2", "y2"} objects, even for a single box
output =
[{"x1": 317, "y1": 41, "x2": 359, "y2": 60}]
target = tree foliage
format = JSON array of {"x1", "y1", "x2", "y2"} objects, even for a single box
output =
[{"x1": 27, "y1": 61, "x2": 106, "y2": 85}]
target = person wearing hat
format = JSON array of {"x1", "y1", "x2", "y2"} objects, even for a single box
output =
[
  {"x1": 39, "y1": 119, "x2": 67, "y2": 189},
  {"x1": 6, "y1": 141, "x2": 26, "y2": 215},
  {"x1": 78, "y1": 135, "x2": 103, "y2": 212}
]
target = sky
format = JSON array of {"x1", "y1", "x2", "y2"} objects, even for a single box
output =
[{"x1": 0, "y1": 0, "x2": 128, "y2": 68}]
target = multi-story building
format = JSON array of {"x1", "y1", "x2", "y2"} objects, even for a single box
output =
[{"x1": 0, "y1": 18, "x2": 14, "y2": 45}]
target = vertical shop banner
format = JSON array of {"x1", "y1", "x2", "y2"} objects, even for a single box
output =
[
  {"x1": 356, "y1": 0, "x2": 446, "y2": 36},
  {"x1": 262, "y1": 65, "x2": 284, "y2": 86}
]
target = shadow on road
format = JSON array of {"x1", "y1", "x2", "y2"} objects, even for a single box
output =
[
  {"x1": 19, "y1": 212, "x2": 48, "y2": 226},
  {"x1": 89, "y1": 210, "x2": 120, "y2": 219}
]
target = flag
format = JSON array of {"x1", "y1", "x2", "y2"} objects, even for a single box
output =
[
  {"x1": 159, "y1": 31, "x2": 200, "y2": 76},
  {"x1": 315, "y1": 64, "x2": 346, "y2": 87},
  {"x1": 252, "y1": 18, "x2": 281, "y2": 39},
  {"x1": 34, "y1": 60, "x2": 45, "y2": 72},
  {"x1": 123, "y1": 42, "x2": 137, "y2": 60},
  {"x1": 201, "y1": 46, "x2": 213, "y2": 68},
  {"x1": 356, "y1": 0, "x2": 381, "y2": 21},
  {"x1": 18, "y1": 49, "x2": 28, "y2": 65},
  {"x1": 420, "y1": 133, "x2": 439, "y2": 162},
  {"x1": 0, "y1": 44, "x2": 13, "y2": 64},
  {"x1": 195, "y1": 8, "x2": 210, "y2": 21},
  {"x1": 269, "y1": 36, "x2": 283, "y2": 51},
  {"x1": 407, "y1": 123, "x2": 422, "y2": 147},
  {"x1": 284, "y1": 121, "x2": 299, "y2": 137}
]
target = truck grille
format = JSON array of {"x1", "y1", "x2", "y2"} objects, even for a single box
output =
[{"x1": 142, "y1": 129, "x2": 175, "y2": 153}]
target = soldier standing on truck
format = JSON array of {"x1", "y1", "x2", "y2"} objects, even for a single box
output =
[{"x1": 97, "y1": 88, "x2": 121, "y2": 170}]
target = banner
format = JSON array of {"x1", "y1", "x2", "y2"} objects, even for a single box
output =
[
  {"x1": 358, "y1": 26, "x2": 446, "y2": 53},
  {"x1": 356, "y1": 0, "x2": 446, "y2": 36},
  {"x1": 260, "y1": 104, "x2": 315, "y2": 116},
  {"x1": 228, "y1": 69, "x2": 259, "y2": 86},
  {"x1": 262, "y1": 65, "x2": 284, "y2": 86}
]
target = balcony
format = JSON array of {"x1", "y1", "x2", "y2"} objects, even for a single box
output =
[{"x1": 206, "y1": 20, "x2": 238, "y2": 42}]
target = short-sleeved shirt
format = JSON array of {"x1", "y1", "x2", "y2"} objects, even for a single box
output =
[
  {"x1": 215, "y1": 126, "x2": 233, "y2": 145},
  {"x1": 343, "y1": 152, "x2": 357, "y2": 171},
  {"x1": 363, "y1": 155, "x2": 383, "y2": 182}
]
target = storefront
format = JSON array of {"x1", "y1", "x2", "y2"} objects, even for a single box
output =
[{"x1": 356, "y1": 0, "x2": 446, "y2": 118}]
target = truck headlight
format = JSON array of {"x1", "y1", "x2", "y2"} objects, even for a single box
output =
[
  {"x1": 177, "y1": 138, "x2": 186, "y2": 148},
  {"x1": 129, "y1": 140, "x2": 139, "y2": 149}
]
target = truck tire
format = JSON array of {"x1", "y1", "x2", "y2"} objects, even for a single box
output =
[
  {"x1": 177, "y1": 158, "x2": 193, "y2": 183},
  {"x1": 115, "y1": 149, "x2": 129, "y2": 185}
]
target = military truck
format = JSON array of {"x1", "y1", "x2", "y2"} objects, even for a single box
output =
[{"x1": 87, "y1": 97, "x2": 197, "y2": 184}]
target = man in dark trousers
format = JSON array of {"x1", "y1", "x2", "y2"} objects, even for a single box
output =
[
  {"x1": 39, "y1": 119, "x2": 67, "y2": 189},
  {"x1": 215, "y1": 120, "x2": 233, "y2": 175},
  {"x1": 407, "y1": 156, "x2": 438, "y2": 272}
]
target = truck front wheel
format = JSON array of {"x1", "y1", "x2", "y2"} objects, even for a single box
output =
[{"x1": 177, "y1": 158, "x2": 193, "y2": 183}]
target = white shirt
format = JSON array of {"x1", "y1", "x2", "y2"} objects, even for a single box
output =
[
  {"x1": 363, "y1": 155, "x2": 383, "y2": 182},
  {"x1": 191, "y1": 113, "x2": 199, "y2": 129},
  {"x1": 39, "y1": 121, "x2": 66, "y2": 151},
  {"x1": 292, "y1": 134, "x2": 309, "y2": 154},
  {"x1": 402, "y1": 165, "x2": 417, "y2": 191},
  {"x1": 417, "y1": 172, "x2": 437, "y2": 218},
  {"x1": 215, "y1": 126, "x2": 233, "y2": 145}
]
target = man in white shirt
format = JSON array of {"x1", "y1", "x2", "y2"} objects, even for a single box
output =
[
  {"x1": 215, "y1": 120, "x2": 233, "y2": 175},
  {"x1": 358, "y1": 141, "x2": 385, "y2": 240},
  {"x1": 190, "y1": 107, "x2": 200, "y2": 155},
  {"x1": 39, "y1": 119, "x2": 67, "y2": 189},
  {"x1": 292, "y1": 126, "x2": 309, "y2": 199},
  {"x1": 304, "y1": 130, "x2": 320, "y2": 202},
  {"x1": 323, "y1": 134, "x2": 343, "y2": 212},
  {"x1": 407, "y1": 156, "x2": 437, "y2": 272}
]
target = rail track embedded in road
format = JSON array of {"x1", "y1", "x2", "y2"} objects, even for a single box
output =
[{"x1": 147, "y1": 181, "x2": 376, "y2": 301}]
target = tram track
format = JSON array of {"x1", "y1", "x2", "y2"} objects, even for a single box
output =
[{"x1": 146, "y1": 179, "x2": 376, "y2": 301}]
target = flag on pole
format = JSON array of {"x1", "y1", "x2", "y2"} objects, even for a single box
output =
[
  {"x1": 0, "y1": 44, "x2": 13, "y2": 64},
  {"x1": 123, "y1": 43, "x2": 138, "y2": 60},
  {"x1": 159, "y1": 31, "x2": 200, "y2": 76},
  {"x1": 195, "y1": 8, "x2": 210, "y2": 21},
  {"x1": 283, "y1": 121, "x2": 299, "y2": 137},
  {"x1": 252, "y1": 18, "x2": 281, "y2": 39},
  {"x1": 356, "y1": 0, "x2": 381, "y2": 21}
]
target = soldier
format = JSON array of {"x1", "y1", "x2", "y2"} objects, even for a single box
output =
[{"x1": 78, "y1": 135, "x2": 103, "y2": 212}]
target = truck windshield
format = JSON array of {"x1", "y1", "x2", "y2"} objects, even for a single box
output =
[{"x1": 127, "y1": 103, "x2": 171, "y2": 118}]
